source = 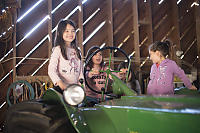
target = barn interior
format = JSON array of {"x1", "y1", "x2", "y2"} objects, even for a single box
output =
[{"x1": 0, "y1": 0, "x2": 200, "y2": 130}]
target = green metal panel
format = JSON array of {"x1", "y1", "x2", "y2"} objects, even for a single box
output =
[
  {"x1": 80, "y1": 96, "x2": 200, "y2": 133},
  {"x1": 42, "y1": 88, "x2": 90, "y2": 133},
  {"x1": 42, "y1": 89, "x2": 200, "y2": 133},
  {"x1": 81, "y1": 108, "x2": 118, "y2": 133},
  {"x1": 96, "y1": 96, "x2": 200, "y2": 133},
  {"x1": 97, "y1": 105, "x2": 200, "y2": 133},
  {"x1": 111, "y1": 73, "x2": 137, "y2": 96}
]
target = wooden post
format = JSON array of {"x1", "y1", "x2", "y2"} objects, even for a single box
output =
[
  {"x1": 13, "y1": 9, "x2": 17, "y2": 82},
  {"x1": 107, "y1": 0, "x2": 113, "y2": 47},
  {"x1": 169, "y1": 0, "x2": 181, "y2": 63},
  {"x1": 144, "y1": 0, "x2": 153, "y2": 94},
  {"x1": 145, "y1": 0, "x2": 153, "y2": 45},
  {"x1": 132, "y1": 0, "x2": 141, "y2": 88},
  {"x1": 194, "y1": 1, "x2": 200, "y2": 81},
  {"x1": 48, "y1": 0, "x2": 52, "y2": 59},
  {"x1": 12, "y1": 8, "x2": 17, "y2": 104},
  {"x1": 78, "y1": 0, "x2": 84, "y2": 56},
  {"x1": 106, "y1": 0, "x2": 114, "y2": 68}
]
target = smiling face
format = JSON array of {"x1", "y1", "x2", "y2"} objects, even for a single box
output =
[
  {"x1": 63, "y1": 24, "x2": 76, "y2": 46},
  {"x1": 119, "y1": 68, "x2": 128, "y2": 81},
  {"x1": 119, "y1": 67, "x2": 132, "y2": 81},
  {"x1": 92, "y1": 52, "x2": 103, "y2": 65}
]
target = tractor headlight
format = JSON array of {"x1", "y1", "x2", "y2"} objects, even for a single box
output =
[{"x1": 63, "y1": 84, "x2": 85, "y2": 106}]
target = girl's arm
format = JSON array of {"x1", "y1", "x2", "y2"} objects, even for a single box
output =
[
  {"x1": 189, "y1": 85, "x2": 197, "y2": 90},
  {"x1": 48, "y1": 47, "x2": 64, "y2": 88},
  {"x1": 173, "y1": 61, "x2": 197, "y2": 90},
  {"x1": 56, "y1": 80, "x2": 67, "y2": 90}
]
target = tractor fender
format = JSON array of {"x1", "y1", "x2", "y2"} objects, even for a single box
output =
[{"x1": 42, "y1": 88, "x2": 91, "y2": 133}]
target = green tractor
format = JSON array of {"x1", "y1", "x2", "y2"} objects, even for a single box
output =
[{"x1": 4, "y1": 47, "x2": 200, "y2": 133}]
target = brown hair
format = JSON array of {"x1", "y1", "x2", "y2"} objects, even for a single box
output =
[
  {"x1": 54, "y1": 19, "x2": 81, "y2": 60},
  {"x1": 148, "y1": 40, "x2": 172, "y2": 58},
  {"x1": 85, "y1": 46, "x2": 104, "y2": 69}
]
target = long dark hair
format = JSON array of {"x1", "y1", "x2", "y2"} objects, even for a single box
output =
[
  {"x1": 117, "y1": 62, "x2": 137, "y2": 83},
  {"x1": 54, "y1": 19, "x2": 81, "y2": 60},
  {"x1": 148, "y1": 40, "x2": 172, "y2": 58},
  {"x1": 85, "y1": 46, "x2": 104, "y2": 70},
  {"x1": 117, "y1": 62, "x2": 141, "y2": 94}
]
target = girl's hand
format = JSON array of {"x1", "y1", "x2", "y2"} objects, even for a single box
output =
[
  {"x1": 57, "y1": 80, "x2": 67, "y2": 90},
  {"x1": 88, "y1": 69, "x2": 99, "y2": 78},
  {"x1": 189, "y1": 85, "x2": 197, "y2": 90},
  {"x1": 91, "y1": 69, "x2": 100, "y2": 74}
]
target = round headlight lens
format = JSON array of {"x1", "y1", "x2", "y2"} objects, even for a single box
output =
[{"x1": 63, "y1": 84, "x2": 85, "y2": 106}]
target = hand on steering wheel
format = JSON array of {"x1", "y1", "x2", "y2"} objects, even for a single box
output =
[{"x1": 84, "y1": 46, "x2": 130, "y2": 95}]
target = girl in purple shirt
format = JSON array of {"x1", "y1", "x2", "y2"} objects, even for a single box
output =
[
  {"x1": 48, "y1": 19, "x2": 84, "y2": 92},
  {"x1": 147, "y1": 41, "x2": 197, "y2": 95}
]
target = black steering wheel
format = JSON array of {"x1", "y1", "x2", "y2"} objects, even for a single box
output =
[{"x1": 84, "y1": 46, "x2": 130, "y2": 94}]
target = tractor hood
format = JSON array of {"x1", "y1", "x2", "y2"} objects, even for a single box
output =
[
  {"x1": 81, "y1": 96, "x2": 200, "y2": 133},
  {"x1": 99, "y1": 96, "x2": 200, "y2": 114},
  {"x1": 42, "y1": 89, "x2": 200, "y2": 133}
]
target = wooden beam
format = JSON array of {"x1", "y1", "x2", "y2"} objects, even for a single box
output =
[
  {"x1": 5, "y1": 0, "x2": 20, "y2": 8},
  {"x1": 169, "y1": 0, "x2": 181, "y2": 62},
  {"x1": 106, "y1": 0, "x2": 114, "y2": 68},
  {"x1": 12, "y1": 8, "x2": 17, "y2": 104},
  {"x1": 13, "y1": 9, "x2": 17, "y2": 82},
  {"x1": 194, "y1": 1, "x2": 200, "y2": 80},
  {"x1": 132, "y1": 0, "x2": 140, "y2": 61},
  {"x1": 114, "y1": 15, "x2": 132, "y2": 35},
  {"x1": 132, "y1": 0, "x2": 141, "y2": 88},
  {"x1": 107, "y1": 0, "x2": 114, "y2": 47},
  {"x1": 145, "y1": 0, "x2": 153, "y2": 47},
  {"x1": 143, "y1": 0, "x2": 153, "y2": 94},
  {"x1": 48, "y1": 0, "x2": 52, "y2": 59},
  {"x1": 78, "y1": 0, "x2": 84, "y2": 56},
  {"x1": 16, "y1": 76, "x2": 51, "y2": 82}
]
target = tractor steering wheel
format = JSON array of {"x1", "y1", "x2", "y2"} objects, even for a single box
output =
[{"x1": 84, "y1": 46, "x2": 130, "y2": 94}]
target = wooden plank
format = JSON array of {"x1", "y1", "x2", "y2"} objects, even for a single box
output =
[
  {"x1": 83, "y1": 2, "x2": 107, "y2": 42},
  {"x1": 145, "y1": 0, "x2": 153, "y2": 49},
  {"x1": 114, "y1": 18, "x2": 133, "y2": 48},
  {"x1": 152, "y1": 0, "x2": 168, "y2": 29},
  {"x1": 178, "y1": 0, "x2": 194, "y2": 18},
  {"x1": 107, "y1": 0, "x2": 114, "y2": 47},
  {"x1": 169, "y1": 0, "x2": 181, "y2": 57},
  {"x1": 12, "y1": 8, "x2": 17, "y2": 104},
  {"x1": 82, "y1": 0, "x2": 102, "y2": 20},
  {"x1": 84, "y1": 23, "x2": 107, "y2": 53},
  {"x1": 78, "y1": 0, "x2": 84, "y2": 56},
  {"x1": 16, "y1": 76, "x2": 51, "y2": 82},
  {"x1": 48, "y1": 0, "x2": 52, "y2": 59},
  {"x1": 194, "y1": 1, "x2": 200, "y2": 80},
  {"x1": 113, "y1": 2, "x2": 132, "y2": 32},
  {"x1": 180, "y1": 25, "x2": 196, "y2": 52},
  {"x1": 179, "y1": 6, "x2": 195, "y2": 34},
  {"x1": 143, "y1": 0, "x2": 153, "y2": 94},
  {"x1": 13, "y1": 9, "x2": 17, "y2": 82},
  {"x1": 132, "y1": 0, "x2": 141, "y2": 87}
]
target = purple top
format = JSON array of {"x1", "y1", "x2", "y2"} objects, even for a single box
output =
[{"x1": 147, "y1": 59, "x2": 192, "y2": 95}]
